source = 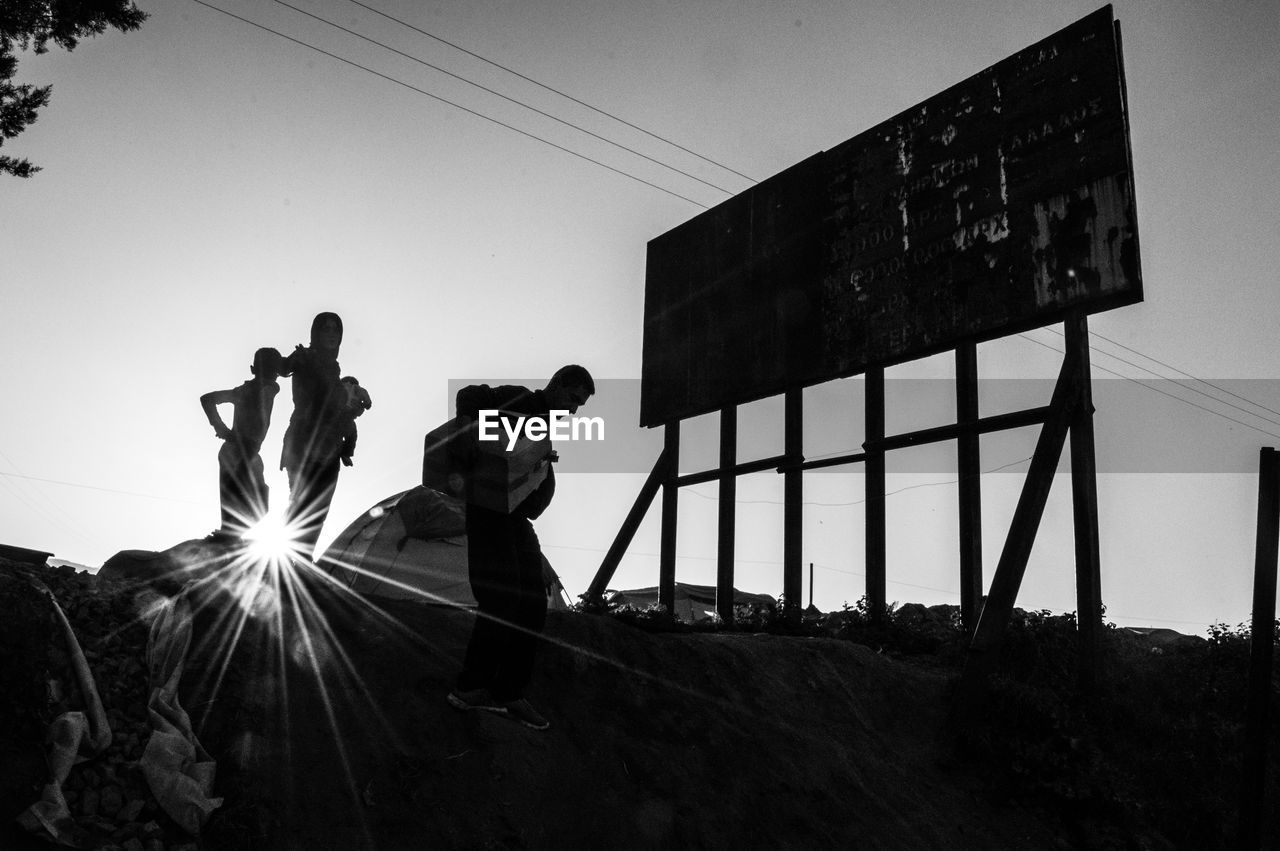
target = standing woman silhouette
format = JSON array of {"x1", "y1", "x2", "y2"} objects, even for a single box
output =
[{"x1": 280, "y1": 312, "x2": 350, "y2": 557}]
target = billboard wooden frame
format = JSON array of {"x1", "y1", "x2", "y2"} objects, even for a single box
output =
[
  {"x1": 593, "y1": 7, "x2": 1138, "y2": 713},
  {"x1": 640, "y1": 4, "x2": 1140, "y2": 428}
]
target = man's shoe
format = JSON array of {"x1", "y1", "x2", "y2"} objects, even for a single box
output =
[
  {"x1": 501, "y1": 698, "x2": 550, "y2": 731},
  {"x1": 447, "y1": 688, "x2": 507, "y2": 714}
]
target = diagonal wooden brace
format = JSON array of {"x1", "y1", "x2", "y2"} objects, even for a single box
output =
[
  {"x1": 952, "y1": 344, "x2": 1085, "y2": 723},
  {"x1": 584, "y1": 446, "x2": 673, "y2": 605}
]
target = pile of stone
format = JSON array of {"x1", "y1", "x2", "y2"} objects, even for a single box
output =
[{"x1": 0, "y1": 559, "x2": 198, "y2": 851}]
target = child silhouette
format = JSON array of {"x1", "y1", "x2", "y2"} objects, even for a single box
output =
[
  {"x1": 338, "y1": 375, "x2": 373, "y2": 467},
  {"x1": 200, "y1": 347, "x2": 286, "y2": 539}
]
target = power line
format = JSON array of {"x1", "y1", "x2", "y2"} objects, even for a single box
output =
[
  {"x1": 1042, "y1": 327, "x2": 1280, "y2": 430},
  {"x1": 339, "y1": 0, "x2": 758, "y2": 184},
  {"x1": 0, "y1": 451, "x2": 98, "y2": 548},
  {"x1": 1017, "y1": 332, "x2": 1280, "y2": 442},
  {"x1": 0, "y1": 471, "x2": 203, "y2": 505},
  {"x1": 0, "y1": 471, "x2": 89, "y2": 545},
  {"x1": 191, "y1": 4, "x2": 1279, "y2": 443},
  {"x1": 270, "y1": 0, "x2": 737, "y2": 195},
  {"x1": 188, "y1": 0, "x2": 710, "y2": 208},
  {"x1": 1087, "y1": 327, "x2": 1280, "y2": 421}
]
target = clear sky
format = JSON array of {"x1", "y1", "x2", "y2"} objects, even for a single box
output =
[{"x1": 3, "y1": 0, "x2": 1278, "y2": 634}]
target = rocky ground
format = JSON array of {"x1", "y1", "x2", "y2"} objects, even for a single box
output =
[
  {"x1": 1, "y1": 562, "x2": 191, "y2": 851},
  {"x1": 1, "y1": 553, "x2": 1276, "y2": 849}
]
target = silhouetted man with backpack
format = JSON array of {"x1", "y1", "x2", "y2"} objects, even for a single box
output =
[{"x1": 446, "y1": 365, "x2": 594, "y2": 731}]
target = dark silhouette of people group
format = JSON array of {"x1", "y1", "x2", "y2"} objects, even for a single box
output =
[
  {"x1": 200, "y1": 310, "x2": 594, "y2": 731},
  {"x1": 201, "y1": 312, "x2": 370, "y2": 552}
]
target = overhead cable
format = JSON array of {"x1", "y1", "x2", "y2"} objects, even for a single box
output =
[
  {"x1": 339, "y1": 0, "x2": 758, "y2": 184},
  {"x1": 188, "y1": 0, "x2": 709, "y2": 208},
  {"x1": 1043, "y1": 327, "x2": 1280, "y2": 428},
  {"x1": 271, "y1": 0, "x2": 737, "y2": 195},
  {"x1": 0, "y1": 471, "x2": 204, "y2": 505},
  {"x1": 1017, "y1": 332, "x2": 1280, "y2": 441},
  {"x1": 0, "y1": 450, "x2": 98, "y2": 547},
  {"x1": 1047, "y1": 326, "x2": 1280, "y2": 424}
]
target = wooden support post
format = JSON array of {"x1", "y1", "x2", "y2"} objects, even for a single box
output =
[
  {"x1": 586, "y1": 447, "x2": 672, "y2": 604},
  {"x1": 956, "y1": 342, "x2": 983, "y2": 632},
  {"x1": 953, "y1": 351, "x2": 1080, "y2": 722},
  {"x1": 784, "y1": 388, "x2": 803, "y2": 623},
  {"x1": 1240, "y1": 446, "x2": 1279, "y2": 849},
  {"x1": 1065, "y1": 313, "x2": 1104, "y2": 693},
  {"x1": 865, "y1": 367, "x2": 887, "y2": 621},
  {"x1": 717, "y1": 406, "x2": 738, "y2": 625},
  {"x1": 659, "y1": 422, "x2": 680, "y2": 616}
]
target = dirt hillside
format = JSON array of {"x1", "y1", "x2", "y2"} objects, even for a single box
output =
[
  {"x1": 9, "y1": 551, "x2": 1276, "y2": 849},
  {"x1": 2, "y1": 557, "x2": 1071, "y2": 850},
  {"x1": 198, "y1": 601, "x2": 1065, "y2": 850}
]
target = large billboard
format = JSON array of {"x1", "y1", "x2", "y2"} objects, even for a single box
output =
[{"x1": 641, "y1": 6, "x2": 1141, "y2": 427}]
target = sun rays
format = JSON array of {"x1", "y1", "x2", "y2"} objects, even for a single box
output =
[
  {"x1": 89, "y1": 511, "x2": 868, "y2": 850},
  {"x1": 107, "y1": 491, "x2": 832, "y2": 846},
  {"x1": 240, "y1": 510, "x2": 306, "y2": 572},
  {"x1": 136, "y1": 519, "x2": 479, "y2": 824}
]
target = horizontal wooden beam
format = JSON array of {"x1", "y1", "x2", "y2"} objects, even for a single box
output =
[
  {"x1": 671, "y1": 405, "x2": 1048, "y2": 486},
  {"x1": 791, "y1": 451, "x2": 868, "y2": 472},
  {"x1": 866, "y1": 405, "x2": 1052, "y2": 454},
  {"x1": 675, "y1": 454, "x2": 790, "y2": 487}
]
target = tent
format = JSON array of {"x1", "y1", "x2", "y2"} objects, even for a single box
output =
[{"x1": 319, "y1": 486, "x2": 570, "y2": 609}]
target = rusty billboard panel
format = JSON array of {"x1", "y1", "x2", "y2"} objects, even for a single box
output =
[
  {"x1": 641, "y1": 154, "x2": 826, "y2": 428},
  {"x1": 641, "y1": 5, "x2": 1141, "y2": 427}
]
